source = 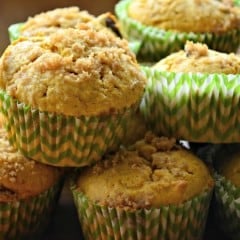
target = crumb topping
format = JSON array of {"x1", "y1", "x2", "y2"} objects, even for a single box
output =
[
  {"x1": 0, "y1": 26, "x2": 146, "y2": 116},
  {"x1": 128, "y1": 0, "x2": 240, "y2": 33},
  {"x1": 154, "y1": 41, "x2": 240, "y2": 74},
  {"x1": 20, "y1": 7, "x2": 122, "y2": 39},
  {"x1": 185, "y1": 41, "x2": 208, "y2": 58},
  {"x1": 77, "y1": 132, "x2": 214, "y2": 209},
  {"x1": 0, "y1": 128, "x2": 61, "y2": 201},
  {"x1": 0, "y1": 129, "x2": 35, "y2": 183},
  {"x1": 20, "y1": 7, "x2": 96, "y2": 37}
]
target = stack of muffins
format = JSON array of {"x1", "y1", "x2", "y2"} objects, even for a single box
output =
[
  {"x1": 0, "y1": 1, "x2": 240, "y2": 239},
  {"x1": 0, "y1": 6, "x2": 146, "y2": 239}
]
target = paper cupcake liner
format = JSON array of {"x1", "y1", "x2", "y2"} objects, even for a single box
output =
[
  {"x1": 213, "y1": 172, "x2": 240, "y2": 240},
  {"x1": 71, "y1": 182, "x2": 212, "y2": 240},
  {"x1": 0, "y1": 178, "x2": 63, "y2": 240},
  {"x1": 139, "y1": 67, "x2": 240, "y2": 143},
  {"x1": 0, "y1": 90, "x2": 133, "y2": 167},
  {"x1": 115, "y1": 0, "x2": 240, "y2": 62},
  {"x1": 8, "y1": 23, "x2": 24, "y2": 42},
  {"x1": 234, "y1": 0, "x2": 240, "y2": 6}
]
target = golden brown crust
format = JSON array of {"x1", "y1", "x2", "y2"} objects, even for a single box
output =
[
  {"x1": 0, "y1": 128, "x2": 62, "y2": 201},
  {"x1": 20, "y1": 7, "x2": 121, "y2": 38},
  {"x1": 0, "y1": 27, "x2": 146, "y2": 116},
  {"x1": 153, "y1": 41, "x2": 240, "y2": 74},
  {"x1": 20, "y1": 7, "x2": 95, "y2": 37},
  {"x1": 76, "y1": 132, "x2": 214, "y2": 209},
  {"x1": 128, "y1": 0, "x2": 240, "y2": 33}
]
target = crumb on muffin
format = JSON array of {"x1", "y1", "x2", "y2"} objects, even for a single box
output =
[
  {"x1": 0, "y1": 26, "x2": 146, "y2": 116},
  {"x1": 0, "y1": 128, "x2": 62, "y2": 201},
  {"x1": 153, "y1": 41, "x2": 240, "y2": 74},
  {"x1": 76, "y1": 132, "x2": 214, "y2": 209},
  {"x1": 128, "y1": 0, "x2": 240, "y2": 33}
]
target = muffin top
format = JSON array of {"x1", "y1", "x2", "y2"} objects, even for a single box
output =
[
  {"x1": 0, "y1": 26, "x2": 146, "y2": 116},
  {"x1": 153, "y1": 41, "x2": 240, "y2": 74},
  {"x1": 216, "y1": 150, "x2": 240, "y2": 187},
  {"x1": 20, "y1": 7, "x2": 95, "y2": 37},
  {"x1": 76, "y1": 132, "x2": 214, "y2": 209},
  {"x1": 0, "y1": 128, "x2": 62, "y2": 202},
  {"x1": 19, "y1": 7, "x2": 121, "y2": 38},
  {"x1": 128, "y1": 0, "x2": 240, "y2": 33}
]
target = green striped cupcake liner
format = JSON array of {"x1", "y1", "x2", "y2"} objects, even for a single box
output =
[
  {"x1": 8, "y1": 23, "x2": 24, "y2": 42},
  {"x1": 140, "y1": 67, "x2": 240, "y2": 143},
  {"x1": 0, "y1": 90, "x2": 133, "y2": 167},
  {"x1": 234, "y1": 0, "x2": 240, "y2": 6},
  {"x1": 115, "y1": 0, "x2": 240, "y2": 62},
  {"x1": 0, "y1": 178, "x2": 63, "y2": 240},
  {"x1": 71, "y1": 183, "x2": 212, "y2": 240},
  {"x1": 213, "y1": 172, "x2": 240, "y2": 240}
]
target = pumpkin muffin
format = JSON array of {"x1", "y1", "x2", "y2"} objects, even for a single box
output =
[
  {"x1": 213, "y1": 147, "x2": 240, "y2": 240},
  {"x1": 154, "y1": 41, "x2": 240, "y2": 73},
  {"x1": 140, "y1": 41, "x2": 240, "y2": 143},
  {"x1": 128, "y1": 0, "x2": 239, "y2": 33},
  {"x1": 9, "y1": 7, "x2": 122, "y2": 42},
  {"x1": 71, "y1": 132, "x2": 213, "y2": 240},
  {"x1": 0, "y1": 26, "x2": 146, "y2": 166},
  {"x1": 0, "y1": 127, "x2": 63, "y2": 239},
  {"x1": 115, "y1": 0, "x2": 240, "y2": 61}
]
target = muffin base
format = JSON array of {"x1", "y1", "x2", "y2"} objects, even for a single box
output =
[
  {"x1": 0, "y1": 178, "x2": 63, "y2": 240},
  {"x1": 71, "y1": 182, "x2": 212, "y2": 240},
  {"x1": 140, "y1": 67, "x2": 240, "y2": 143},
  {"x1": 0, "y1": 90, "x2": 134, "y2": 167}
]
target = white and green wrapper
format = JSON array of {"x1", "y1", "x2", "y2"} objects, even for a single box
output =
[
  {"x1": 8, "y1": 23, "x2": 24, "y2": 42},
  {"x1": 0, "y1": 179, "x2": 63, "y2": 240},
  {"x1": 214, "y1": 172, "x2": 240, "y2": 240},
  {"x1": 140, "y1": 67, "x2": 240, "y2": 143},
  {"x1": 0, "y1": 90, "x2": 133, "y2": 167},
  {"x1": 115, "y1": 0, "x2": 240, "y2": 62},
  {"x1": 71, "y1": 183, "x2": 212, "y2": 240}
]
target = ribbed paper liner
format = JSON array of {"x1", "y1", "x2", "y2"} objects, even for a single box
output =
[
  {"x1": 0, "y1": 179, "x2": 63, "y2": 240},
  {"x1": 115, "y1": 0, "x2": 240, "y2": 62},
  {"x1": 0, "y1": 90, "x2": 133, "y2": 167},
  {"x1": 71, "y1": 183, "x2": 212, "y2": 240},
  {"x1": 214, "y1": 172, "x2": 240, "y2": 240},
  {"x1": 234, "y1": 0, "x2": 240, "y2": 6},
  {"x1": 140, "y1": 67, "x2": 240, "y2": 143}
]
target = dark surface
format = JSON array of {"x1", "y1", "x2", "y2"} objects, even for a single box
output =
[{"x1": 43, "y1": 183, "x2": 229, "y2": 240}]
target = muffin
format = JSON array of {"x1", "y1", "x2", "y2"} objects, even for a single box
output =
[
  {"x1": 0, "y1": 26, "x2": 146, "y2": 167},
  {"x1": 8, "y1": 7, "x2": 143, "y2": 56},
  {"x1": 8, "y1": 7, "x2": 122, "y2": 41},
  {"x1": 115, "y1": 0, "x2": 240, "y2": 61},
  {"x1": 71, "y1": 132, "x2": 214, "y2": 240},
  {"x1": 0, "y1": 127, "x2": 63, "y2": 239},
  {"x1": 140, "y1": 41, "x2": 240, "y2": 143},
  {"x1": 213, "y1": 147, "x2": 240, "y2": 240}
]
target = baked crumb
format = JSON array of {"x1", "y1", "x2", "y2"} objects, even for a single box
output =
[
  {"x1": 77, "y1": 132, "x2": 214, "y2": 209},
  {"x1": 185, "y1": 41, "x2": 208, "y2": 58},
  {"x1": 0, "y1": 128, "x2": 62, "y2": 201},
  {"x1": 0, "y1": 26, "x2": 146, "y2": 116},
  {"x1": 154, "y1": 41, "x2": 240, "y2": 74}
]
